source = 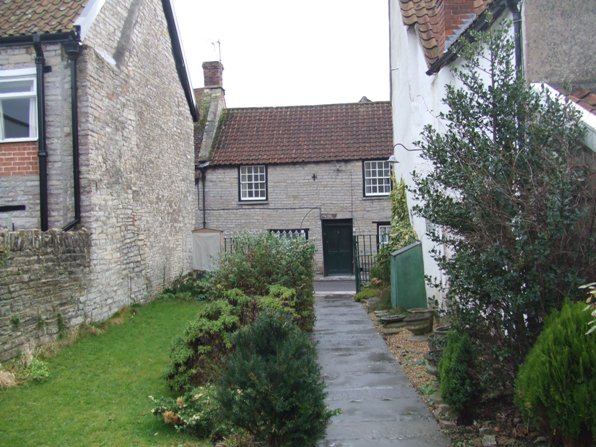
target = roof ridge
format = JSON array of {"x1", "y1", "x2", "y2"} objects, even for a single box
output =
[{"x1": 224, "y1": 101, "x2": 391, "y2": 112}]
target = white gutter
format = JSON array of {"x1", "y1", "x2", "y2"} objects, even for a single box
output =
[
  {"x1": 533, "y1": 82, "x2": 596, "y2": 153},
  {"x1": 74, "y1": 0, "x2": 106, "y2": 41}
]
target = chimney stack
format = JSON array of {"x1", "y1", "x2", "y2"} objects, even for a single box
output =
[{"x1": 202, "y1": 61, "x2": 224, "y2": 88}]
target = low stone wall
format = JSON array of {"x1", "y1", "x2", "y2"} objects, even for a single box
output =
[{"x1": 0, "y1": 229, "x2": 91, "y2": 360}]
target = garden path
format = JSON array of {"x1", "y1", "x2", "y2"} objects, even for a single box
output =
[{"x1": 314, "y1": 279, "x2": 449, "y2": 447}]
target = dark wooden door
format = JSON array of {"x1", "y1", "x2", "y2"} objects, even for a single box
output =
[{"x1": 322, "y1": 219, "x2": 353, "y2": 275}]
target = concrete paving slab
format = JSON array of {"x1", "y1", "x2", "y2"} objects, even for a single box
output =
[{"x1": 314, "y1": 291, "x2": 449, "y2": 447}]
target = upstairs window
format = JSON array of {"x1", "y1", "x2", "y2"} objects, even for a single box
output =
[
  {"x1": 363, "y1": 160, "x2": 391, "y2": 196},
  {"x1": 239, "y1": 165, "x2": 267, "y2": 201},
  {"x1": 0, "y1": 69, "x2": 37, "y2": 142}
]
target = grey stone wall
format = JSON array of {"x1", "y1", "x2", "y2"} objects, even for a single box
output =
[
  {"x1": 0, "y1": 43, "x2": 75, "y2": 229},
  {"x1": 74, "y1": 0, "x2": 197, "y2": 320},
  {"x1": 524, "y1": 1, "x2": 596, "y2": 86},
  {"x1": 0, "y1": 229, "x2": 90, "y2": 361},
  {"x1": 200, "y1": 161, "x2": 391, "y2": 272}
]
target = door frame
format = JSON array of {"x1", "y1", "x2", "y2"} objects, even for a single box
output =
[{"x1": 321, "y1": 218, "x2": 354, "y2": 276}]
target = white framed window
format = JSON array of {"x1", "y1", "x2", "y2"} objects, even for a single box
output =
[
  {"x1": 239, "y1": 165, "x2": 267, "y2": 201},
  {"x1": 377, "y1": 223, "x2": 391, "y2": 248},
  {"x1": 363, "y1": 160, "x2": 391, "y2": 196},
  {"x1": 0, "y1": 68, "x2": 37, "y2": 142}
]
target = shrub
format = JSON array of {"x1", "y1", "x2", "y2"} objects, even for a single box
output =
[
  {"x1": 216, "y1": 313, "x2": 336, "y2": 447},
  {"x1": 515, "y1": 301, "x2": 596, "y2": 446},
  {"x1": 215, "y1": 233, "x2": 316, "y2": 330},
  {"x1": 150, "y1": 384, "x2": 228, "y2": 439},
  {"x1": 165, "y1": 300, "x2": 241, "y2": 392},
  {"x1": 438, "y1": 331, "x2": 475, "y2": 417},
  {"x1": 411, "y1": 22, "x2": 594, "y2": 391}
]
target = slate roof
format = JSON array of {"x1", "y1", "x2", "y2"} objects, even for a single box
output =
[
  {"x1": 209, "y1": 102, "x2": 393, "y2": 167},
  {"x1": 0, "y1": 0, "x2": 86, "y2": 37},
  {"x1": 399, "y1": 0, "x2": 492, "y2": 66}
]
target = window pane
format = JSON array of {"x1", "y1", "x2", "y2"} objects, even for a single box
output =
[
  {"x1": 2, "y1": 98, "x2": 30, "y2": 138},
  {"x1": 0, "y1": 80, "x2": 34, "y2": 94}
]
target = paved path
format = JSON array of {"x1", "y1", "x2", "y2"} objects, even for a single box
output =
[{"x1": 314, "y1": 285, "x2": 449, "y2": 446}]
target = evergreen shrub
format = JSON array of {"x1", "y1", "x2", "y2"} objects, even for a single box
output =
[
  {"x1": 515, "y1": 301, "x2": 596, "y2": 446},
  {"x1": 217, "y1": 313, "x2": 335, "y2": 447},
  {"x1": 165, "y1": 299, "x2": 241, "y2": 392},
  {"x1": 438, "y1": 331, "x2": 475, "y2": 416}
]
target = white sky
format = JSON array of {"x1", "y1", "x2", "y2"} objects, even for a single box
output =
[{"x1": 171, "y1": 0, "x2": 390, "y2": 108}]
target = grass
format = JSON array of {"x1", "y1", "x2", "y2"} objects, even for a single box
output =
[{"x1": 0, "y1": 298, "x2": 211, "y2": 447}]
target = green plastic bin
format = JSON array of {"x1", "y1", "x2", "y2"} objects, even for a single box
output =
[{"x1": 390, "y1": 241, "x2": 427, "y2": 309}]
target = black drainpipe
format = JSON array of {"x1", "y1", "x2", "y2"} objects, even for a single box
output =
[
  {"x1": 507, "y1": 0, "x2": 523, "y2": 77},
  {"x1": 33, "y1": 34, "x2": 48, "y2": 231},
  {"x1": 197, "y1": 164, "x2": 209, "y2": 228},
  {"x1": 63, "y1": 32, "x2": 81, "y2": 231}
]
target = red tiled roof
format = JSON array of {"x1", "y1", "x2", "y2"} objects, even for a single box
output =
[
  {"x1": 0, "y1": 0, "x2": 86, "y2": 37},
  {"x1": 568, "y1": 87, "x2": 596, "y2": 115},
  {"x1": 399, "y1": 0, "x2": 491, "y2": 66},
  {"x1": 209, "y1": 102, "x2": 393, "y2": 166}
]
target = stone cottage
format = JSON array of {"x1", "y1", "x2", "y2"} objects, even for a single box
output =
[
  {"x1": 195, "y1": 62, "x2": 393, "y2": 275},
  {"x1": 0, "y1": 0, "x2": 198, "y2": 359}
]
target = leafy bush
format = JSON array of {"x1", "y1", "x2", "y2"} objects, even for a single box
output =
[
  {"x1": 515, "y1": 301, "x2": 596, "y2": 446},
  {"x1": 438, "y1": 331, "x2": 475, "y2": 417},
  {"x1": 27, "y1": 358, "x2": 50, "y2": 382},
  {"x1": 150, "y1": 385, "x2": 228, "y2": 438},
  {"x1": 215, "y1": 233, "x2": 316, "y2": 330},
  {"x1": 217, "y1": 313, "x2": 335, "y2": 447},
  {"x1": 166, "y1": 300, "x2": 241, "y2": 392}
]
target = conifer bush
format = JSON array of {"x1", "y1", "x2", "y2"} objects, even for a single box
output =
[
  {"x1": 438, "y1": 331, "x2": 475, "y2": 417},
  {"x1": 515, "y1": 301, "x2": 596, "y2": 446},
  {"x1": 216, "y1": 313, "x2": 335, "y2": 447},
  {"x1": 166, "y1": 299, "x2": 242, "y2": 392}
]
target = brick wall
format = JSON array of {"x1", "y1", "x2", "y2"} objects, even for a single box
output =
[
  {"x1": 0, "y1": 142, "x2": 38, "y2": 176},
  {"x1": 200, "y1": 161, "x2": 391, "y2": 272},
  {"x1": 0, "y1": 229, "x2": 90, "y2": 361}
]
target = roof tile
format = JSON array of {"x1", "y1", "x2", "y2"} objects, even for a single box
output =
[
  {"x1": 0, "y1": 0, "x2": 86, "y2": 37},
  {"x1": 398, "y1": 0, "x2": 492, "y2": 66},
  {"x1": 209, "y1": 102, "x2": 393, "y2": 166}
]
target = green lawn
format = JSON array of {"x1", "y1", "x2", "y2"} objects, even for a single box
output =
[{"x1": 0, "y1": 298, "x2": 210, "y2": 447}]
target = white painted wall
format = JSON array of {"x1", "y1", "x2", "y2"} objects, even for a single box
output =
[{"x1": 388, "y1": 0, "x2": 514, "y2": 306}]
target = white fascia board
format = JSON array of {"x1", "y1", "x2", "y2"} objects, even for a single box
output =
[
  {"x1": 532, "y1": 82, "x2": 596, "y2": 153},
  {"x1": 74, "y1": 0, "x2": 106, "y2": 41}
]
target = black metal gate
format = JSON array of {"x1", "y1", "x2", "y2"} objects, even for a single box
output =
[{"x1": 353, "y1": 234, "x2": 381, "y2": 291}]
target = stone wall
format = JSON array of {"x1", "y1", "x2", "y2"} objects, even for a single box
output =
[
  {"x1": 0, "y1": 229, "x2": 90, "y2": 361},
  {"x1": 200, "y1": 161, "x2": 391, "y2": 272},
  {"x1": 74, "y1": 0, "x2": 197, "y2": 320}
]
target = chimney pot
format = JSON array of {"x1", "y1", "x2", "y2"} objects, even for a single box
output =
[{"x1": 203, "y1": 61, "x2": 224, "y2": 88}]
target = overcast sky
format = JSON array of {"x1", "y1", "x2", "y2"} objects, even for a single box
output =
[{"x1": 171, "y1": 0, "x2": 390, "y2": 108}]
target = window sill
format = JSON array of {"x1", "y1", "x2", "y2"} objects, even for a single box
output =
[
  {"x1": 363, "y1": 195, "x2": 390, "y2": 200},
  {"x1": 0, "y1": 137, "x2": 38, "y2": 144},
  {"x1": 238, "y1": 200, "x2": 269, "y2": 206}
]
